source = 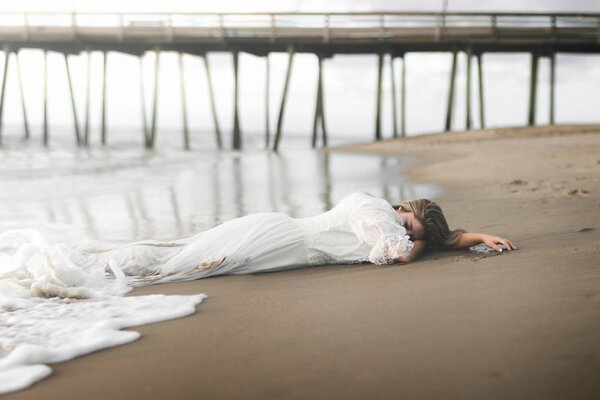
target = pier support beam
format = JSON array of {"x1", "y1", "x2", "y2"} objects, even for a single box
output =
[
  {"x1": 273, "y1": 45, "x2": 295, "y2": 152},
  {"x1": 549, "y1": 53, "x2": 556, "y2": 125},
  {"x1": 43, "y1": 50, "x2": 48, "y2": 146},
  {"x1": 390, "y1": 55, "x2": 398, "y2": 138},
  {"x1": 528, "y1": 53, "x2": 539, "y2": 126},
  {"x1": 312, "y1": 55, "x2": 327, "y2": 148},
  {"x1": 375, "y1": 53, "x2": 384, "y2": 141},
  {"x1": 0, "y1": 46, "x2": 10, "y2": 144},
  {"x1": 139, "y1": 57, "x2": 149, "y2": 145},
  {"x1": 465, "y1": 48, "x2": 473, "y2": 130},
  {"x1": 400, "y1": 55, "x2": 406, "y2": 137},
  {"x1": 477, "y1": 53, "x2": 486, "y2": 129},
  {"x1": 16, "y1": 51, "x2": 30, "y2": 140},
  {"x1": 149, "y1": 49, "x2": 160, "y2": 149},
  {"x1": 202, "y1": 54, "x2": 222, "y2": 149},
  {"x1": 265, "y1": 54, "x2": 270, "y2": 149},
  {"x1": 84, "y1": 50, "x2": 91, "y2": 145},
  {"x1": 178, "y1": 53, "x2": 190, "y2": 150},
  {"x1": 232, "y1": 51, "x2": 241, "y2": 150},
  {"x1": 101, "y1": 51, "x2": 108, "y2": 145},
  {"x1": 64, "y1": 54, "x2": 82, "y2": 145},
  {"x1": 445, "y1": 51, "x2": 457, "y2": 131}
]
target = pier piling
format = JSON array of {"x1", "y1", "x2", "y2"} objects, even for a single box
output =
[
  {"x1": 445, "y1": 51, "x2": 457, "y2": 131},
  {"x1": 273, "y1": 45, "x2": 295, "y2": 152},
  {"x1": 139, "y1": 57, "x2": 149, "y2": 144},
  {"x1": 178, "y1": 53, "x2": 190, "y2": 150},
  {"x1": 84, "y1": 50, "x2": 91, "y2": 145},
  {"x1": 319, "y1": 56, "x2": 328, "y2": 147},
  {"x1": 312, "y1": 55, "x2": 327, "y2": 148},
  {"x1": 400, "y1": 55, "x2": 406, "y2": 137},
  {"x1": 15, "y1": 51, "x2": 30, "y2": 140},
  {"x1": 375, "y1": 53, "x2": 384, "y2": 141},
  {"x1": 43, "y1": 50, "x2": 48, "y2": 146},
  {"x1": 232, "y1": 51, "x2": 241, "y2": 150},
  {"x1": 390, "y1": 55, "x2": 398, "y2": 138},
  {"x1": 465, "y1": 48, "x2": 473, "y2": 130},
  {"x1": 549, "y1": 52, "x2": 556, "y2": 125},
  {"x1": 101, "y1": 51, "x2": 108, "y2": 144},
  {"x1": 265, "y1": 54, "x2": 270, "y2": 149},
  {"x1": 477, "y1": 53, "x2": 485, "y2": 129},
  {"x1": 202, "y1": 54, "x2": 222, "y2": 149},
  {"x1": 528, "y1": 53, "x2": 539, "y2": 126},
  {"x1": 149, "y1": 49, "x2": 160, "y2": 148},
  {"x1": 0, "y1": 46, "x2": 10, "y2": 144},
  {"x1": 64, "y1": 54, "x2": 81, "y2": 145}
]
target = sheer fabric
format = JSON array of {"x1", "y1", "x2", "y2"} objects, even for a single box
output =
[
  {"x1": 0, "y1": 193, "x2": 414, "y2": 299},
  {"x1": 97, "y1": 192, "x2": 414, "y2": 282}
]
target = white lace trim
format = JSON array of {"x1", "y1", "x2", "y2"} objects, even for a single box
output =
[{"x1": 368, "y1": 234, "x2": 414, "y2": 265}]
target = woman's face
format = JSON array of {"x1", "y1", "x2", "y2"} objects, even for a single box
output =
[{"x1": 398, "y1": 211, "x2": 425, "y2": 241}]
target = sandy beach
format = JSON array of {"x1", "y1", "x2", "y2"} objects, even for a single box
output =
[{"x1": 6, "y1": 125, "x2": 600, "y2": 400}]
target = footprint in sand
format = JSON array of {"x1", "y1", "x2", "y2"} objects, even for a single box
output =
[
  {"x1": 568, "y1": 189, "x2": 589, "y2": 197},
  {"x1": 578, "y1": 227, "x2": 594, "y2": 233}
]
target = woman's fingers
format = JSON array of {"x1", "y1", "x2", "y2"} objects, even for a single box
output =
[{"x1": 496, "y1": 237, "x2": 517, "y2": 251}]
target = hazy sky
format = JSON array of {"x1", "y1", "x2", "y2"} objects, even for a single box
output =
[{"x1": 2, "y1": 0, "x2": 600, "y2": 13}]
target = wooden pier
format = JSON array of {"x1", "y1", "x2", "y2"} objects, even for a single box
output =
[{"x1": 0, "y1": 11, "x2": 599, "y2": 150}]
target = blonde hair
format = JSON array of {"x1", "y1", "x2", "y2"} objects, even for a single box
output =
[{"x1": 394, "y1": 199, "x2": 464, "y2": 248}]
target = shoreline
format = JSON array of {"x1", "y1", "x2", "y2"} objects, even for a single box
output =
[{"x1": 6, "y1": 125, "x2": 600, "y2": 400}]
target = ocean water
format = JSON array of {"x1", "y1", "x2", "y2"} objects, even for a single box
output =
[{"x1": 0, "y1": 130, "x2": 437, "y2": 393}]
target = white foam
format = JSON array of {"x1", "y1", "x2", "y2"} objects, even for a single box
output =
[{"x1": 0, "y1": 229, "x2": 207, "y2": 394}]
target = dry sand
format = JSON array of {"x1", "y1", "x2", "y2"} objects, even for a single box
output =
[{"x1": 7, "y1": 125, "x2": 600, "y2": 400}]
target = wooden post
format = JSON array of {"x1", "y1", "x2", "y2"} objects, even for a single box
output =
[
  {"x1": 477, "y1": 53, "x2": 485, "y2": 129},
  {"x1": 139, "y1": 56, "x2": 149, "y2": 145},
  {"x1": 232, "y1": 51, "x2": 241, "y2": 150},
  {"x1": 445, "y1": 51, "x2": 457, "y2": 131},
  {"x1": 311, "y1": 55, "x2": 328, "y2": 148},
  {"x1": 202, "y1": 54, "x2": 222, "y2": 149},
  {"x1": 0, "y1": 47, "x2": 10, "y2": 144},
  {"x1": 64, "y1": 54, "x2": 81, "y2": 145},
  {"x1": 16, "y1": 51, "x2": 30, "y2": 140},
  {"x1": 465, "y1": 48, "x2": 472, "y2": 130},
  {"x1": 149, "y1": 49, "x2": 160, "y2": 148},
  {"x1": 312, "y1": 55, "x2": 322, "y2": 148},
  {"x1": 549, "y1": 52, "x2": 556, "y2": 125},
  {"x1": 84, "y1": 50, "x2": 91, "y2": 145},
  {"x1": 400, "y1": 55, "x2": 406, "y2": 137},
  {"x1": 178, "y1": 53, "x2": 190, "y2": 150},
  {"x1": 43, "y1": 50, "x2": 48, "y2": 146},
  {"x1": 528, "y1": 53, "x2": 539, "y2": 126},
  {"x1": 273, "y1": 45, "x2": 295, "y2": 152},
  {"x1": 390, "y1": 55, "x2": 398, "y2": 138},
  {"x1": 101, "y1": 51, "x2": 108, "y2": 145},
  {"x1": 319, "y1": 56, "x2": 328, "y2": 148},
  {"x1": 265, "y1": 54, "x2": 270, "y2": 149},
  {"x1": 375, "y1": 53, "x2": 384, "y2": 141}
]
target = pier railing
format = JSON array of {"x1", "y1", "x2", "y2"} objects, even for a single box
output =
[{"x1": 0, "y1": 12, "x2": 599, "y2": 45}]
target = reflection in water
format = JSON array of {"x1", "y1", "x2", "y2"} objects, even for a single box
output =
[{"x1": 0, "y1": 144, "x2": 437, "y2": 243}]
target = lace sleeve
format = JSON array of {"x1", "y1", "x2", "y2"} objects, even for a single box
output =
[{"x1": 348, "y1": 193, "x2": 414, "y2": 265}]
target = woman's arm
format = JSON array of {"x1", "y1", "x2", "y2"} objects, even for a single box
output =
[
  {"x1": 394, "y1": 239, "x2": 427, "y2": 263},
  {"x1": 454, "y1": 233, "x2": 517, "y2": 252}
]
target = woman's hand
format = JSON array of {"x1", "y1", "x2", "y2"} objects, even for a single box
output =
[
  {"x1": 454, "y1": 232, "x2": 517, "y2": 251},
  {"x1": 480, "y1": 234, "x2": 517, "y2": 252}
]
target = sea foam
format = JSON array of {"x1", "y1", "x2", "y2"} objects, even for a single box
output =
[{"x1": 0, "y1": 229, "x2": 206, "y2": 394}]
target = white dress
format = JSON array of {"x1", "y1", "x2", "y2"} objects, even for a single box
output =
[{"x1": 97, "y1": 192, "x2": 415, "y2": 284}]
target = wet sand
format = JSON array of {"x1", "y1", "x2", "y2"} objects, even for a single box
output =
[{"x1": 7, "y1": 125, "x2": 600, "y2": 400}]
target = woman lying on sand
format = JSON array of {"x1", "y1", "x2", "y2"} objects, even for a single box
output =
[{"x1": 91, "y1": 192, "x2": 516, "y2": 284}]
